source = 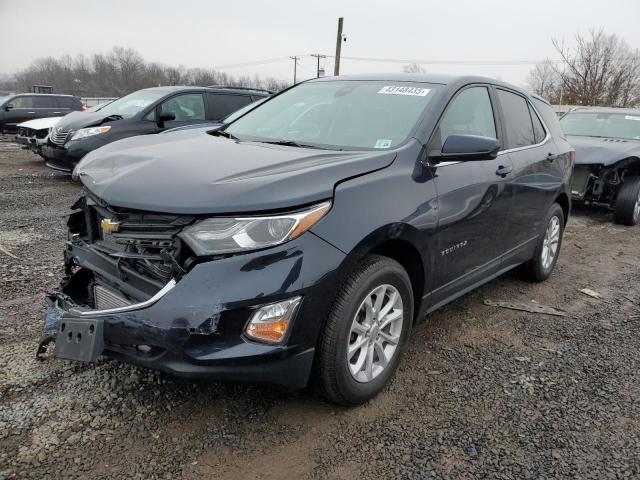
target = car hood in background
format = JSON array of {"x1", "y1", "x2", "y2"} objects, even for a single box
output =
[
  {"x1": 54, "y1": 110, "x2": 121, "y2": 131},
  {"x1": 75, "y1": 131, "x2": 397, "y2": 214},
  {"x1": 569, "y1": 135, "x2": 640, "y2": 166},
  {"x1": 16, "y1": 116, "x2": 62, "y2": 130}
]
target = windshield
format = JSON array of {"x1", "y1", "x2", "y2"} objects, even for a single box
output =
[
  {"x1": 225, "y1": 81, "x2": 440, "y2": 150},
  {"x1": 94, "y1": 90, "x2": 165, "y2": 118},
  {"x1": 560, "y1": 112, "x2": 640, "y2": 140}
]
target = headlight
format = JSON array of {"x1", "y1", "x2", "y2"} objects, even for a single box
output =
[
  {"x1": 70, "y1": 126, "x2": 111, "y2": 141},
  {"x1": 180, "y1": 201, "x2": 331, "y2": 256}
]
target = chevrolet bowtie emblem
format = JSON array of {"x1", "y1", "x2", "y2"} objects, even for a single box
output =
[{"x1": 100, "y1": 219, "x2": 120, "y2": 234}]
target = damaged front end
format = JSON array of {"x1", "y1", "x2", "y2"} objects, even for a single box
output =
[
  {"x1": 571, "y1": 157, "x2": 640, "y2": 208},
  {"x1": 38, "y1": 192, "x2": 344, "y2": 389}
]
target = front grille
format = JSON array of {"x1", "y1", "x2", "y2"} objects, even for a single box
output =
[
  {"x1": 94, "y1": 284, "x2": 132, "y2": 310},
  {"x1": 50, "y1": 127, "x2": 71, "y2": 145},
  {"x1": 74, "y1": 197, "x2": 195, "y2": 284}
]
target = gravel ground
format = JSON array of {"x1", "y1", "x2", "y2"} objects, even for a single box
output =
[{"x1": 1, "y1": 142, "x2": 639, "y2": 479}]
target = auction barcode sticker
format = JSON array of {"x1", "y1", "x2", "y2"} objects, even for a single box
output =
[{"x1": 378, "y1": 86, "x2": 430, "y2": 96}]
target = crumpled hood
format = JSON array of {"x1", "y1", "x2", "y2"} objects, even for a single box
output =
[
  {"x1": 55, "y1": 110, "x2": 117, "y2": 130},
  {"x1": 76, "y1": 130, "x2": 397, "y2": 214},
  {"x1": 569, "y1": 135, "x2": 640, "y2": 166}
]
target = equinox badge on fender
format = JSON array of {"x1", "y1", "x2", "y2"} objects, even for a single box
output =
[{"x1": 100, "y1": 219, "x2": 120, "y2": 235}]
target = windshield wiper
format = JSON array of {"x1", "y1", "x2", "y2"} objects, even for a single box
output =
[
  {"x1": 260, "y1": 139, "x2": 329, "y2": 150},
  {"x1": 210, "y1": 129, "x2": 239, "y2": 140}
]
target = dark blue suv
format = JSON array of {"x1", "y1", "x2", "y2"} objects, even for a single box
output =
[{"x1": 41, "y1": 74, "x2": 574, "y2": 404}]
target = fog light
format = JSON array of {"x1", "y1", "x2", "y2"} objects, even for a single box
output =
[{"x1": 245, "y1": 297, "x2": 301, "y2": 344}]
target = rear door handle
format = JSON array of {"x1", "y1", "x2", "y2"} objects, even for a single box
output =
[
  {"x1": 27, "y1": 111, "x2": 36, "y2": 114},
  {"x1": 547, "y1": 152, "x2": 558, "y2": 162},
  {"x1": 496, "y1": 165, "x2": 512, "y2": 177},
  {"x1": 53, "y1": 111, "x2": 61, "y2": 114}
]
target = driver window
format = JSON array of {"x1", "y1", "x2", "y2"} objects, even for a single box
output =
[
  {"x1": 439, "y1": 87, "x2": 497, "y2": 144},
  {"x1": 159, "y1": 94, "x2": 205, "y2": 122}
]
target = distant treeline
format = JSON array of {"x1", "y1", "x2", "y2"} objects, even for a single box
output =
[{"x1": 0, "y1": 46, "x2": 290, "y2": 96}]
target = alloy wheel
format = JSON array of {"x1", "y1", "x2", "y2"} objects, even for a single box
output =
[
  {"x1": 346, "y1": 284, "x2": 404, "y2": 383},
  {"x1": 541, "y1": 215, "x2": 561, "y2": 269}
]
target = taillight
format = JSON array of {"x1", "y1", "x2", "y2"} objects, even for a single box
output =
[
  {"x1": 81, "y1": 105, "x2": 87, "y2": 112},
  {"x1": 569, "y1": 149, "x2": 576, "y2": 163}
]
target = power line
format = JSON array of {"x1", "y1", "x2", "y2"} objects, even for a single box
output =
[
  {"x1": 335, "y1": 55, "x2": 566, "y2": 66},
  {"x1": 214, "y1": 56, "x2": 293, "y2": 69}
]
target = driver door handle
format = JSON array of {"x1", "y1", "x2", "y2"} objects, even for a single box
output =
[{"x1": 495, "y1": 165, "x2": 512, "y2": 177}]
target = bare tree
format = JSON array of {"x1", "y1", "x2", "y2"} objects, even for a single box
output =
[
  {"x1": 550, "y1": 29, "x2": 640, "y2": 107},
  {"x1": 8, "y1": 46, "x2": 290, "y2": 96},
  {"x1": 526, "y1": 59, "x2": 561, "y2": 103}
]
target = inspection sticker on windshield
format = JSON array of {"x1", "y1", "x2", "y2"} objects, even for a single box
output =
[
  {"x1": 625, "y1": 115, "x2": 640, "y2": 121},
  {"x1": 378, "y1": 86, "x2": 430, "y2": 96},
  {"x1": 374, "y1": 139, "x2": 393, "y2": 149}
]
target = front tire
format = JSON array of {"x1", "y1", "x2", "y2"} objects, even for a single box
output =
[
  {"x1": 315, "y1": 255, "x2": 413, "y2": 405},
  {"x1": 522, "y1": 203, "x2": 565, "y2": 282},
  {"x1": 614, "y1": 176, "x2": 640, "y2": 226}
]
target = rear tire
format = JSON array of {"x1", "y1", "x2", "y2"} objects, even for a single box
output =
[
  {"x1": 315, "y1": 255, "x2": 413, "y2": 405},
  {"x1": 522, "y1": 203, "x2": 565, "y2": 282},
  {"x1": 614, "y1": 176, "x2": 640, "y2": 226}
]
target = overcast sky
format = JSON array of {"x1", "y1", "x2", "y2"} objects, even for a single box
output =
[{"x1": 1, "y1": 0, "x2": 639, "y2": 86}]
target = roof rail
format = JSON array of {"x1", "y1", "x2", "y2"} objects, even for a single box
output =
[{"x1": 207, "y1": 85, "x2": 272, "y2": 94}]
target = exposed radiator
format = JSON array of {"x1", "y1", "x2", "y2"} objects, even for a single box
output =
[
  {"x1": 570, "y1": 167, "x2": 593, "y2": 198},
  {"x1": 94, "y1": 285, "x2": 131, "y2": 310}
]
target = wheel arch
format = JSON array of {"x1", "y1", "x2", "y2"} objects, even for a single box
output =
[
  {"x1": 554, "y1": 192, "x2": 570, "y2": 226},
  {"x1": 334, "y1": 224, "x2": 428, "y2": 324}
]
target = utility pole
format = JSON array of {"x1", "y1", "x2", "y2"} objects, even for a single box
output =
[
  {"x1": 290, "y1": 56, "x2": 299, "y2": 84},
  {"x1": 334, "y1": 17, "x2": 344, "y2": 76},
  {"x1": 310, "y1": 54, "x2": 326, "y2": 78}
]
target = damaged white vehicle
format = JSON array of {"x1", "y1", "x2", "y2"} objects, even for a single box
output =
[{"x1": 15, "y1": 117, "x2": 62, "y2": 158}]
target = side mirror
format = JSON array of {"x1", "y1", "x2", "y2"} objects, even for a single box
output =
[
  {"x1": 156, "y1": 110, "x2": 176, "y2": 129},
  {"x1": 4, "y1": 103, "x2": 14, "y2": 111},
  {"x1": 434, "y1": 134, "x2": 500, "y2": 162}
]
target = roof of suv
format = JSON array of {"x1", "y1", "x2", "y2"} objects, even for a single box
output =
[
  {"x1": 12, "y1": 93, "x2": 79, "y2": 98},
  {"x1": 310, "y1": 73, "x2": 530, "y2": 95}
]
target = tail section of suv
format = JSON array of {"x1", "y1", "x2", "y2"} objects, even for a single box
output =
[
  {"x1": 0, "y1": 94, "x2": 83, "y2": 133},
  {"x1": 41, "y1": 86, "x2": 270, "y2": 172},
  {"x1": 41, "y1": 74, "x2": 573, "y2": 404}
]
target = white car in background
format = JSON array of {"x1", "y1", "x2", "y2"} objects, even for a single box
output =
[{"x1": 15, "y1": 116, "x2": 63, "y2": 157}]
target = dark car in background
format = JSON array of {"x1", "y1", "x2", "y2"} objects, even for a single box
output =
[
  {"x1": 43, "y1": 74, "x2": 573, "y2": 405},
  {"x1": 0, "y1": 94, "x2": 84, "y2": 133},
  {"x1": 561, "y1": 107, "x2": 640, "y2": 225},
  {"x1": 42, "y1": 86, "x2": 270, "y2": 172}
]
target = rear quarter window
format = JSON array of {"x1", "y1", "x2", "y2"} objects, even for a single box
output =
[
  {"x1": 56, "y1": 97, "x2": 80, "y2": 109},
  {"x1": 532, "y1": 98, "x2": 566, "y2": 140}
]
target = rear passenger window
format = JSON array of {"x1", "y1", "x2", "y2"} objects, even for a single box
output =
[
  {"x1": 33, "y1": 96, "x2": 57, "y2": 108},
  {"x1": 439, "y1": 87, "x2": 497, "y2": 143},
  {"x1": 529, "y1": 104, "x2": 546, "y2": 143},
  {"x1": 497, "y1": 89, "x2": 535, "y2": 149},
  {"x1": 208, "y1": 94, "x2": 253, "y2": 120}
]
